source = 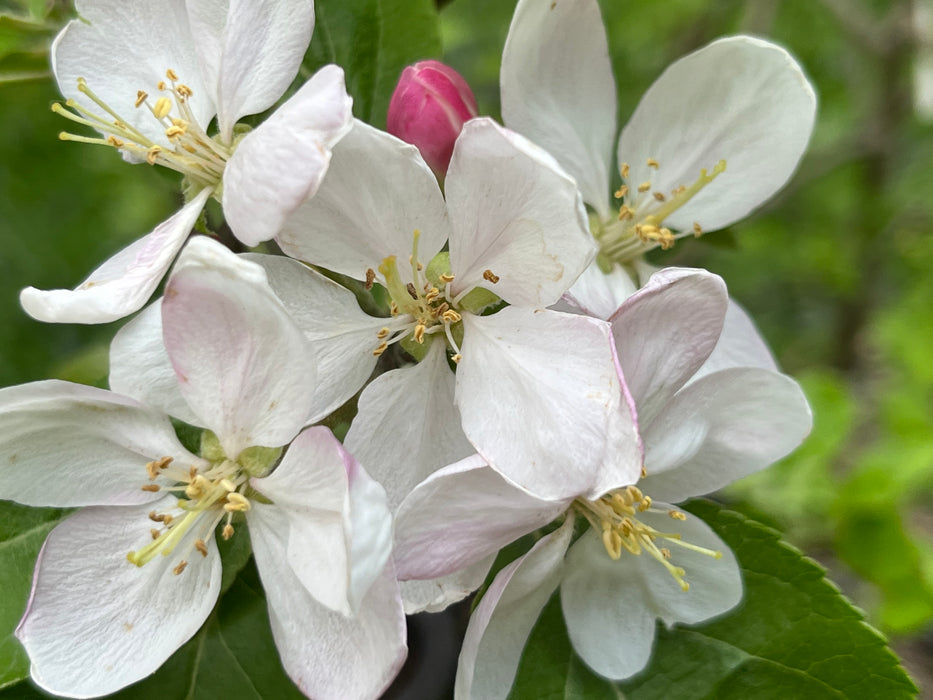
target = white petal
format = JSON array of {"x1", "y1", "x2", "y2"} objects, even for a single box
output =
[
  {"x1": 0, "y1": 381, "x2": 200, "y2": 507},
  {"x1": 400, "y1": 556, "x2": 495, "y2": 615},
  {"x1": 692, "y1": 298, "x2": 778, "y2": 381},
  {"x1": 641, "y1": 367, "x2": 812, "y2": 502},
  {"x1": 19, "y1": 190, "x2": 209, "y2": 324},
  {"x1": 344, "y1": 341, "x2": 474, "y2": 511},
  {"x1": 457, "y1": 308, "x2": 641, "y2": 501},
  {"x1": 186, "y1": 0, "x2": 314, "y2": 143},
  {"x1": 277, "y1": 119, "x2": 450, "y2": 281},
  {"x1": 250, "y1": 504, "x2": 407, "y2": 700},
  {"x1": 561, "y1": 511, "x2": 741, "y2": 679},
  {"x1": 618, "y1": 36, "x2": 817, "y2": 233},
  {"x1": 609, "y1": 267, "x2": 727, "y2": 428},
  {"x1": 16, "y1": 500, "x2": 221, "y2": 697},
  {"x1": 163, "y1": 237, "x2": 318, "y2": 457},
  {"x1": 394, "y1": 456, "x2": 568, "y2": 581},
  {"x1": 454, "y1": 517, "x2": 574, "y2": 700},
  {"x1": 52, "y1": 1, "x2": 214, "y2": 150},
  {"x1": 223, "y1": 65, "x2": 354, "y2": 246},
  {"x1": 500, "y1": 0, "x2": 616, "y2": 217},
  {"x1": 250, "y1": 427, "x2": 352, "y2": 614},
  {"x1": 244, "y1": 253, "x2": 383, "y2": 417},
  {"x1": 109, "y1": 299, "x2": 201, "y2": 426},
  {"x1": 562, "y1": 259, "x2": 638, "y2": 320},
  {"x1": 446, "y1": 118, "x2": 595, "y2": 307}
]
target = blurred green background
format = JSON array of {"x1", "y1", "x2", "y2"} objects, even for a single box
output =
[{"x1": 1, "y1": 0, "x2": 932, "y2": 693}]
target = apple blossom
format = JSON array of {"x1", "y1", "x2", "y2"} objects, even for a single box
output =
[
  {"x1": 387, "y1": 59, "x2": 479, "y2": 176},
  {"x1": 20, "y1": 0, "x2": 353, "y2": 324},
  {"x1": 392, "y1": 268, "x2": 812, "y2": 697},
  {"x1": 274, "y1": 116, "x2": 641, "y2": 504},
  {"x1": 500, "y1": 0, "x2": 816, "y2": 311},
  {"x1": 2, "y1": 237, "x2": 405, "y2": 700}
]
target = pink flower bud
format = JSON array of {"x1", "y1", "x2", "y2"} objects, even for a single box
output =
[{"x1": 387, "y1": 60, "x2": 479, "y2": 176}]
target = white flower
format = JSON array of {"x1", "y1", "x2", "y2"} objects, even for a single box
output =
[
  {"x1": 1, "y1": 238, "x2": 405, "y2": 700},
  {"x1": 500, "y1": 0, "x2": 816, "y2": 316},
  {"x1": 392, "y1": 268, "x2": 813, "y2": 698},
  {"x1": 20, "y1": 0, "x2": 353, "y2": 324},
  {"x1": 273, "y1": 116, "x2": 641, "y2": 506}
]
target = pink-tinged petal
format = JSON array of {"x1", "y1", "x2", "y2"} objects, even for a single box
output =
[
  {"x1": 223, "y1": 64, "x2": 353, "y2": 246},
  {"x1": 618, "y1": 36, "x2": 816, "y2": 233},
  {"x1": 186, "y1": 0, "x2": 314, "y2": 144},
  {"x1": 561, "y1": 511, "x2": 741, "y2": 679},
  {"x1": 400, "y1": 556, "x2": 495, "y2": 615},
  {"x1": 16, "y1": 500, "x2": 221, "y2": 697},
  {"x1": 163, "y1": 237, "x2": 317, "y2": 457},
  {"x1": 641, "y1": 367, "x2": 812, "y2": 502},
  {"x1": 0, "y1": 381, "x2": 201, "y2": 508},
  {"x1": 109, "y1": 299, "x2": 201, "y2": 426},
  {"x1": 609, "y1": 268, "x2": 727, "y2": 428},
  {"x1": 344, "y1": 341, "x2": 473, "y2": 511},
  {"x1": 249, "y1": 503, "x2": 407, "y2": 700},
  {"x1": 500, "y1": 0, "x2": 616, "y2": 218},
  {"x1": 455, "y1": 517, "x2": 574, "y2": 700},
  {"x1": 457, "y1": 308, "x2": 641, "y2": 501},
  {"x1": 19, "y1": 190, "x2": 209, "y2": 324},
  {"x1": 52, "y1": 0, "x2": 214, "y2": 151},
  {"x1": 693, "y1": 298, "x2": 778, "y2": 381},
  {"x1": 562, "y1": 259, "x2": 638, "y2": 320},
  {"x1": 446, "y1": 119, "x2": 595, "y2": 307},
  {"x1": 395, "y1": 455, "x2": 568, "y2": 581},
  {"x1": 277, "y1": 119, "x2": 450, "y2": 281},
  {"x1": 251, "y1": 427, "x2": 392, "y2": 615},
  {"x1": 244, "y1": 253, "x2": 384, "y2": 418}
]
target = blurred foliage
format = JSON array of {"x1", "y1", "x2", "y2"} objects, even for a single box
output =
[{"x1": 1, "y1": 0, "x2": 932, "y2": 695}]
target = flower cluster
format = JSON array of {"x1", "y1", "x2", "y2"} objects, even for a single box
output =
[{"x1": 1, "y1": 0, "x2": 817, "y2": 698}]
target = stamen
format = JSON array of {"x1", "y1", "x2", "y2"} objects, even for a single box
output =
[
  {"x1": 195, "y1": 539, "x2": 209, "y2": 557},
  {"x1": 646, "y1": 158, "x2": 660, "y2": 169},
  {"x1": 637, "y1": 181, "x2": 651, "y2": 193},
  {"x1": 614, "y1": 185, "x2": 629, "y2": 199},
  {"x1": 483, "y1": 269, "x2": 500, "y2": 284},
  {"x1": 152, "y1": 97, "x2": 172, "y2": 120},
  {"x1": 620, "y1": 162, "x2": 630, "y2": 178},
  {"x1": 173, "y1": 561, "x2": 188, "y2": 575}
]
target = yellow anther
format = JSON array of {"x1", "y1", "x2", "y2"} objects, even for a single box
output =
[
  {"x1": 602, "y1": 529, "x2": 623, "y2": 560},
  {"x1": 638, "y1": 495, "x2": 652, "y2": 511},
  {"x1": 620, "y1": 162, "x2": 630, "y2": 179},
  {"x1": 693, "y1": 222, "x2": 703, "y2": 236},
  {"x1": 451, "y1": 353, "x2": 462, "y2": 364},
  {"x1": 660, "y1": 547, "x2": 672, "y2": 559},
  {"x1": 222, "y1": 524, "x2": 235, "y2": 540},
  {"x1": 195, "y1": 539, "x2": 209, "y2": 557},
  {"x1": 107, "y1": 135, "x2": 125, "y2": 148},
  {"x1": 442, "y1": 309, "x2": 462, "y2": 323},
  {"x1": 224, "y1": 492, "x2": 251, "y2": 513},
  {"x1": 671, "y1": 184, "x2": 686, "y2": 196},
  {"x1": 646, "y1": 158, "x2": 660, "y2": 169},
  {"x1": 637, "y1": 181, "x2": 651, "y2": 193},
  {"x1": 653, "y1": 192, "x2": 666, "y2": 202},
  {"x1": 377, "y1": 327, "x2": 390, "y2": 339},
  {"x1": 618, "y1": 205, "x2": 635, "y2": 221},
  {"x1": 669, "y1": 510, "x2": 687, "y2": 521},
  {"x1": 364, "y1": 268, "x2": 376, "y2": 290},
  {"x1": 157, "y1": 81, "x2": 167, "y2": 91},
  {"x1": 625, "y1": 485, "x2": 643, "y2": 502},
  {"x1": 134, "y1": 90, "x2": 148, "y2": 108},
  {"x1": 389, "y1": 301, "x2": 399, "y2": 316},
  {"x1": 165, "y1": 68, "x2": 179, "y2": 81},
  {"x1": 614, "y1": 185, "x2": 629, "y2": 199},
  {"x1": 439, "y1": 273, "x2": 455, "y2": 283},
  {"x1": 424, "y1": 287, "x2": 440, "y2": 303},
  {"x1": 146, "y1": 145, "x2": 162, "y2": 165},
  {"x1": 165, "y1": 125, "x2": 186, "y2": 139},
  {"x1": 483, "y1": 269, "x2": 500, "y2": 284},
  {"x1": 141, "y1": 484, "x2": 160, "y2": 492},
  {"x1": 176, "y1": 84, "x2": 193, "y2": 99},
  {"x1": 640, "y1": 465, "x2": 648, "y2": 479},
  {"x1": 150, "y1": 529, "x2": 161, "y2": 540},
  {"x1": 413, "y1": 323, "x2": 426, "y2": 344},
  {"x1": 373, "y1": 341, "x2": 388, "y2": 357},
  {"x1": 152, "y1": 97, "x2": 172, "y2": 119},
  {"x1": 173, "y1": 561, "x2": 188, "y2": 575},
  {"x1": 162, "y1": 513, "x2": 174, "y2": 526}
]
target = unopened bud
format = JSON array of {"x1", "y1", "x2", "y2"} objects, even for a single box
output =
[{"x1": 387, "y1": 60, "x2": 478, "y2": 177}]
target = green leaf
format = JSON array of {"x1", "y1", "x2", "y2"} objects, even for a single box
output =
[
  {"x1": 510, "y1": 501, "x2": 917, "y2": 700},
  {"x1": 304, "y1": 0, "x2": 441, "y2": 128},
  {"x1": 0, "y1": 501, "x2": 70, "y2": 690}
]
